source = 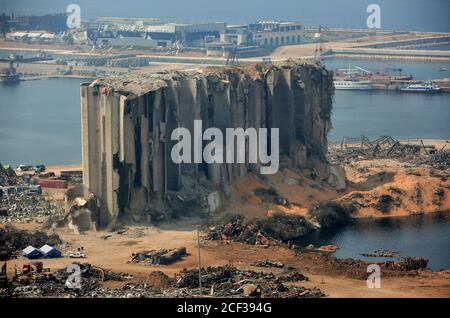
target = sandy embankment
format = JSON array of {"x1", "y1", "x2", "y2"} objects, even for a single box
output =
[{"x1": 3, "y1": 220, "x2": 450, "y2": 298}]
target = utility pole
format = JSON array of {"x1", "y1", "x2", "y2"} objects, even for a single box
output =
[{"x1": 197, "y1": 226, "x2": 202, "y2": 297}]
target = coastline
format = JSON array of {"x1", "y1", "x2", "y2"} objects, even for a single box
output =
[{"x1": 36, "y1": 137, "x2": 449, "y2": 221}]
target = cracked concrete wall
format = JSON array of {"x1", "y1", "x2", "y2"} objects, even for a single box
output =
[{"x1": 81, "y1": 62, "x2": 334, "y2": 227}]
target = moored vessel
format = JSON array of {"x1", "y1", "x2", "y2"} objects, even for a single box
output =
[
  {"x1": 400, "y1": 81, "x2": 441, "y2": 93},
  {"x1": 333, "y1": 80, "x2": 373, "y2": 90},
  {"x1": 0, "y1": 61, "x2": 20, "y2": 84}
]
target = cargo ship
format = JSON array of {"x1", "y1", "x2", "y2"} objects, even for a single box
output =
[
  {"x1": 333, "y1": 64, "x2": 412, "y2": 90},
  {"x1": 0, "y1": 61, "x2": 20, "y2": 83},
  {"x1": 400, "y1": 81, "x2": 442, "y2": 93}
]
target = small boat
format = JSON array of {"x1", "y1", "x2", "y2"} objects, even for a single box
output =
[
  {"x1": 438, "y1": 67, "x2": 447, "y2": 72},
  {"x1": 400, "y1": 81, "x2": 441, "y2": 93}
]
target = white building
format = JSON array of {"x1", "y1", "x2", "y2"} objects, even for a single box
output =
[{"x1": 249, "y1": 21, "x2": 304, "y2": 47}]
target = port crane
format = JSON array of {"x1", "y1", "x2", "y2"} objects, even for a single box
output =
[{"x1": 354, "y1": 66, "x2": 372, "y2": 75}]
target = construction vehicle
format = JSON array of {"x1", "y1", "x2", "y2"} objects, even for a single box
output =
[
  {"x1": 22, "y1": 261, "x2": 43, "y2": 275},
  {"x1": 17, "y1": 262, "x2": 54, "y2": 283}
]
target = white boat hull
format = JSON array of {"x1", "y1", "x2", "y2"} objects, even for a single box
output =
[{"x1": 333, "y1": 80, "x2": 373, "y2": 90}]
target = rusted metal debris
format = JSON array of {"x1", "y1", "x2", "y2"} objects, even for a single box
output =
[
  {"x1": 1, "y1": 262, "x2": 322, "y2": 298},
  {"x1": 0, "y1": 192, "x2": 64, "y2": 223},
  {"x1": 382, "y1": 257, "x2": 429, "y2": 271},
  {"x1": 252, "y1": 259, "x2": 285, "y2": 268},
  {"x1": 130, "y1": 247, "x2": 188, "y2": 266},
  {"x1": 175, "y1": 264, "x2": 318, "y2": 298},
  {"x1": 0, "y1": 164, "x2": 65, "y2": 223},
  {"x1": 206, "y1": 214, "x2": 316, "y2": 246},
  {"x1": 328, "y1": 135, "x2": 450, "y2": 169}
]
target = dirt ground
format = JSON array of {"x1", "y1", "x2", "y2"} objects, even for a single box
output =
[
  {"x1": 4, "y1": 152, "x2": 450, "y2": 297},
  {"x1": 270, "y1": 32, "x2": 450, "y2": 60},
  {"x1": 3, "y1": 219, "x2": 449, "y2": 298},
  {"x1": 0, "y1": 60, "x2": 191, "y2": 80}
]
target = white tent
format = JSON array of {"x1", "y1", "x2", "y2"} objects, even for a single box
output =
[
  {"x1": 39, "y1": 244, "x2": 61, "y2": 258},
  {"x1": 22, "y1": 245, "x2": 43, "y2": 259}
]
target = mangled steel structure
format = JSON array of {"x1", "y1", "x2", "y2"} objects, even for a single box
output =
[{"x1": 80, "y1": 62, "x2": 334, "y2": 227}]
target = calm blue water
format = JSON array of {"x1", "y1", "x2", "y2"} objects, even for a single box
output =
[
  {"x1": 295, "y1": 212, "x2": 450, "y2": 271},
  {"x1": 0, "y1": 78, "x2": 85, "y2": 166},
  {"x1": 323, "y1": 58, "x2": 450, "y2": 142},
  {"x1": 328, "y1": 91, "x2": 450, "y2": 142}
]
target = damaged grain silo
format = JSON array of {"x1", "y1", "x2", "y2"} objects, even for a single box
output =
[{"x1": 80, "y1": 62, "x2": 334, "y2": 227}]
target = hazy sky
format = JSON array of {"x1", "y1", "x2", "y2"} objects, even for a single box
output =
[{"x1": 1, "y1": 0, "x2": 449, "y2": 31}]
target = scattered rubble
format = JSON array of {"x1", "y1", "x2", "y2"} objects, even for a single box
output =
[
  {"x1": 0, "y1": 192, "x2": 64, "y2": 223},
  {"x1": 130, "y1": 247, "x2": 188, "y2": 266},
  {"x1": 175, "y1": 264, "x2": 319, "y2": 298},
  {"x1": 360, "y1": 250, "x2": 399, "y2": 258},
  {"x1": 374, "y1": 194, "x2": 395, "y2": 213},
  {"x1": 254, "y1": 188, "x2": 291, "y2": 207},
  {"x1": 400, "y1": 257, "x2": 429, "y2": 271},
  {"x1": 146, "y1": 271, "x2": 174, "y2": 289},
  {"x1": 328, "y1": 135, "x2": 450, "y2": 170},
  {"x1": 309, "y1": 201, "x2": 353, "y2": 228},
  {"x1": 206, "y1": 213, "x2": 315, "y2": 245},
  {"x1": 252, "y1": 259, "x2": 285, "y2": 268},
  {"x1": 383, "y1": 257, "x2": 429, "y2": 271},
  {"x1": 1, "y1": 261, "x2": 322, "y2": 298},
  {"x1": 420, "y1": 149, "x2": 450, "y2": 170},
  {"x1": 0, "y1": 262, "x2": 133, "y2": 298},
  {"x1": 0, "y1": 164, "x2": 18, "y2": 186},
  {"x1": 0, "y1": 163, "x2": 65, "y2": 223}
]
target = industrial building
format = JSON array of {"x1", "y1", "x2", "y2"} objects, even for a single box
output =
[
  {"x1": 249, "y1": 21, "x2": 305, "y2": 47},
  {"x1": 80, "y1": 62, "x2": 334, "y2": 227},
  {"x1": 83, "y1": 17, "x2": 304, "y2": 50},
  {"x1": 95, "y1": 30, "x2": 176, "y2": 48},
  {"x1": 84, "y1": 17, "x2": 225, "y2": 48}
]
